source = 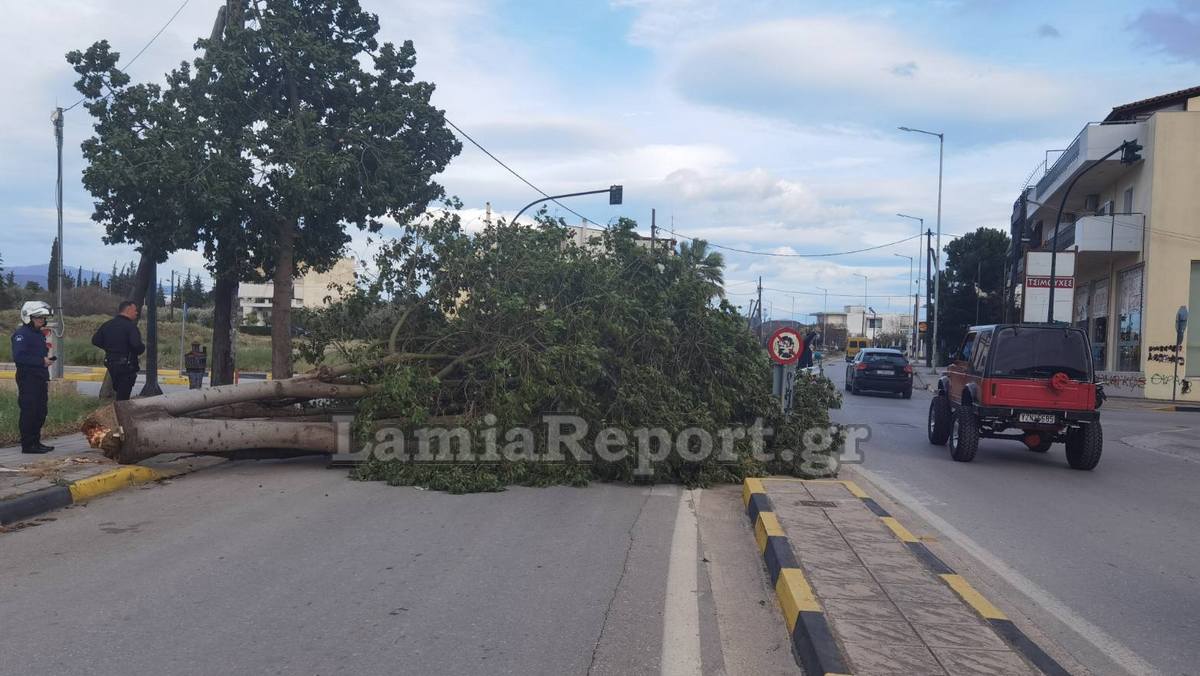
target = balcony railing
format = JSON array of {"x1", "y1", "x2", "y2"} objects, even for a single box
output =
[
  {"x1": 1048, "y1": 213, "x2": 1144, "y2": 253},
  {"x1": 1029, "y1": 120, "x2": 1142, "y2": 202}
]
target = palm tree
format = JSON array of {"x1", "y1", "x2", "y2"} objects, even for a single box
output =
[{"x1": 678, "y1": 239, "x2": 725, "y2": 299}]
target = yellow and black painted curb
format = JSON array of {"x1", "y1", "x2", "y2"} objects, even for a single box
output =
[
  {"x1": 742, "y1": 478, "x2": 851, "y2": 676},
  {"x1": 828, "y1": 479, "x2": 1072, "y2": 676},
  {"x1": 0, "y1": 466, "x2": 171, "y2": 526}
]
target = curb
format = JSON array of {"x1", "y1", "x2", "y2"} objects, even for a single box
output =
[
  {"x1": 1, "y1": 465, "x2": 172, "y2": 527},
  {"x1": 742, "y1": 478, "x2": 851, "y2": 675},
  {"x1": 819, "y1": 479, "x2": 1071, "y2": 676}
]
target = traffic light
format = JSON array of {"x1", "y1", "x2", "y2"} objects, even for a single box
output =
[
  {"x1": 609, "y1": 185, "x2": 623, "y2": 205},
  {"x1": 1120, "y1": 140, "x2": 1143, "y2": 165}
]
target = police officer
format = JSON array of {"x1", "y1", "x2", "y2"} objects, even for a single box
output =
[
  {"x1": 91, "y1": 300, "x2": 145, "y2": 401},
  {"x1": 11, "y1": 301, "x2": 54, "y2": 453},
  {"x1": 183, "y1": 342, "x2": 207, "y2": 390}
]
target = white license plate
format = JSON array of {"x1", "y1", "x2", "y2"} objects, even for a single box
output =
[
  {"x1": 1018, "y1": 413, "x2": 1056, "y2": 424},
  {"x1": 874, "y1": 369, "x2": 894, "y2": 376}
]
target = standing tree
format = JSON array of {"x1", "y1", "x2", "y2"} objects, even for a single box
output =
[
  {"x1": 227, "y1": 0, "x2": 460, "y2": 379},
  {"x1": 47, "y1": 237, "x2": 61, "y2": 294},
  {"x1": 678, "y1": 239, "x2": 725, "y2": 300},
  {"x1": 935, "y1": 227, "x2": 1010, "y2": 360}
]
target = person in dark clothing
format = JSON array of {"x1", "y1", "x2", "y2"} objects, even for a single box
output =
[
  {"x1": 11, "y1": 301, "x2": 54, "y2": 453},
  {"x1": 184, "y1": 342, "x2": 207, "y2": 390},
  {"x1": 797, "y1": 330, "x2": 820, "y2": 368},
  {"x1": 92, "y1": 300, "x2": 145, "y2": 401}
]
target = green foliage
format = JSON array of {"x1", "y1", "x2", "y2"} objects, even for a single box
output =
[
  {"x1": 304, "y1": 210, "x2": 843, "y2": 492},
  {"x1": 936, "y1": 227, "x2": 1011, "y2": 361}
]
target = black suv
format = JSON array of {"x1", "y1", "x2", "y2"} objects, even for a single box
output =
[{"x1": 845, "y1": 348, "x2": 914, "y2": 398}]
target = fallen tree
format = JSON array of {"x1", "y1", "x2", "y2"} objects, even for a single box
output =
[{"x1": 84, "y1": 211, "x2": 844, "y2": 491}]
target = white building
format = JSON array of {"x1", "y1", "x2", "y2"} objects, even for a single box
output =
[
  {"x1": 844, "y1": 305, "x2": 914, "y2": 342},
  {"x1": 238, "y1": 257, "x2": 357, "y2": 325}
]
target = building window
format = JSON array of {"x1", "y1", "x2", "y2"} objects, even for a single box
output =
[
  {"x1": 1092, "y1": 279, "x2": 1108, "y2": 371},
  {"x1": 1122, "y1": 187, "x2": 1134, "y2": 214},
  {"x1": 1117, "y1": 266, "x2": 1143, "y2": 372}
]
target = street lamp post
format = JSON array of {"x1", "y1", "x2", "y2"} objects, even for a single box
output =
[
  {"x1": 897, "y1": 213, "x2": 923, "y2": 358},
  {"x1": 894, "y1": 253, "x2": 915, "y2": 355},
  {"x1": 815, "y1": 286, "x2": 829, "y2": 347},
  {"x1": 853, "y1": 273, "x2": 869, "y2": 341},
  {"x1": 510, "y1": 185, "x2": 623, "y2": 225},
  {"x1": 899, "y1": 126, "x2": 943, "y2": 364}
]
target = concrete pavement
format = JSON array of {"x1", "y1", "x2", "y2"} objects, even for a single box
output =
[
  {"x1": 0, "y1": 458, "x2": 798, "y2": 676},
  {"x1": 829, "y1": 364, "x2": 1200, "y2": 675}
]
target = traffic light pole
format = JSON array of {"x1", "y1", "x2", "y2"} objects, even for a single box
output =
[
  {"x1": 925, "y1": 229, "x2": 934, "y2": 368},
  {"x1": 1047, "y1": 140, "x2": 1138, "y2": 321}
]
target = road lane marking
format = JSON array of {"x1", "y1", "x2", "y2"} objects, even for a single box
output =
[
  {"x1": 855, "y1": 466, "x2": 1159, "y2": 676},
  {"x1": 661, "y1": 489, "x2": 702, "y2": 676}
]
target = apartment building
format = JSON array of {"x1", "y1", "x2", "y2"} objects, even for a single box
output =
[
  {"x1": 238, "y1": 257, "x2": 357, "y2": 325},
  {"x1": 1007, "y1": 86, "x2": 1200, "y2": 399}
]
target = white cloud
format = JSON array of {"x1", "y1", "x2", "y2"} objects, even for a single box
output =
[{"x1": 670, "y1": 17, "x2": 1077, "y2": 130}]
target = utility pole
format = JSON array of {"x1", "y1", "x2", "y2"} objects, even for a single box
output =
[
  {"x1": 51, "y1": 107, "x2": 65, "y2": 380},
  {"x1": 169, "y1": 269, "x2": 176, "y2": 320},
  {"x1": 975, "y1": 260, "x2": 982, "y2": 325},
  {"x1": 756, "y1": 276, "x2": 763, "y2": 341},
  {"x1": 650, "y1": 208, "x2": 656, "y2": 250}
]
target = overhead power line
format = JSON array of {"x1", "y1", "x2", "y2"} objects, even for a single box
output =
[
  {"x1": 64, "y1": 0, "x2": 193, "y2": 111},
  {"x1": 443, "y1": 117, "x2": 601, "y2": 226},
  {"x1": 668, "y1": 229, "x2": 922, "y2": 258}
]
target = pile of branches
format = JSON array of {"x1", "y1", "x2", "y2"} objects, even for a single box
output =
[{"x1": 83, "y1": 210, "x2": 843, "y2": 492}]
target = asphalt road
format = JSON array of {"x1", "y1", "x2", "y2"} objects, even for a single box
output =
[
  {"x1": 828, "y1": 361, "x2": 1200, "y2": 676},
  {"x1": 0, "y1": 460, "x2": 797, "y2": 676}
]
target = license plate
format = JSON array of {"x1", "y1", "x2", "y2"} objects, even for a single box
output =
[
  {"x1": 874, "y1": 369, "x2": 894, "y2": 376},
  {"x1": 1018, "y1": 413, "x2": 1056, "y2": 424}
]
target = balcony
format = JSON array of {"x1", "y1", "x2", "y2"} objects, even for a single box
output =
[
  {"x1": 1034, "y1": 120, "x2": 1145, "y2": 205},
  {"x1": 1047, "y1": 214, "x2": 1144, "y2": 253}
]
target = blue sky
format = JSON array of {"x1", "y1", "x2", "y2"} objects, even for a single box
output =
[{"x1": 1, "y1": 0, "x2": 1197, "y2": 321}]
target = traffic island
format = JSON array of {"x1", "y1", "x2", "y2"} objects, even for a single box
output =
[
  {"x1": 743, "y1": 477, "x2": 1069, "y2": 675},
  {"x1": 0, "y1": 433, "x2": 224, "y2": 529}
]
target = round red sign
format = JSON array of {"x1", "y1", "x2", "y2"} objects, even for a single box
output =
[{"x1": 767, "y1": 327, "x2": 804, "y2": 366}]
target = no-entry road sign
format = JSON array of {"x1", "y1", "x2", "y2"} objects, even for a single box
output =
[{"x1": 767, "y1": 327, "x2": 804, "y2": 366}]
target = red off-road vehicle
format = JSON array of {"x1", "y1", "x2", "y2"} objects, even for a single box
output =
[{"x1": 927, "y1": 324, "x2": 1105, "y2": 470}]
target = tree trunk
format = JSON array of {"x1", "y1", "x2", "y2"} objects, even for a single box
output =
[
  {"x1": 130, "y1": 249, "x2": 155, "y2": 308},
  {"x1": 83, "y1": 376, "x2": 375, "y2": 464},
  {"x1": 210, "y1": 242, "x2": 238, "y2": 386},
  {"x1": 271, "y1": 222, "x2": 296, "y2": 379}
]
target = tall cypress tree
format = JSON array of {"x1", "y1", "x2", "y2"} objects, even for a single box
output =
[{"x1": 47, "y1": 237, "x2": 61, "y2": 293}]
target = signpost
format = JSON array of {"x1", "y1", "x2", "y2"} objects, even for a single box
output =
[
  {"x1": 1175, "y1": 306, "x2": 1188, "y2": 402},
  {"x1": 1022, "y1": 251, "x2": 1075, "y2": 323},
  {"x1": 768, "y1": 327, "x2": 804, "y2": 411}
]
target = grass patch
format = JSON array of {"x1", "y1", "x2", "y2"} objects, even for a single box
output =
[
  {"x1": 0, "y1": 388, "x2": 104, "y2": 447},
  {"x1": 0, "y1": 311, "x2": 288, "y2": 372}
]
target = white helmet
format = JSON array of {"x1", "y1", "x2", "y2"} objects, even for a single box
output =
[{"x1": 20, "y1": 301, "x2": 53, "y2": 324}]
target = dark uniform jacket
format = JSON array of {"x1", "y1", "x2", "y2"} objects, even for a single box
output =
[
  {"x1": 11, "y1": 324, "x2": 49, "y2": 381},
  {"x1": 91, "y1": 315, "x2": 146, "y2": 372},
  {"x1": 184, "y1": 350, "x2": 207, "y2": 373}
]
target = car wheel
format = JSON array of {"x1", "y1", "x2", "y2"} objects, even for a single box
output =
[
  {"x1": 1065, "y1": 421, "x2": 1102, "y2": 470},
  {"x1": 850, "y1": 379, "x2": 860, "y2": 395},
  {"x1": 927, "y1": 396, "x2": 951, "y2": 445},
  {"x1": 845, "y1": 371, "x2": 852, "y2": 391},
  {"x1": 949, "y1": 407, "x2": 979, "y2": 462},
  {"x1": 902, "y1": 386, "x2": 913, "y2": 400}
]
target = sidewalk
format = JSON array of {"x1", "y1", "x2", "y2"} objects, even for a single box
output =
[
  {"x1": 746, "y1": 478, "x2": 1067, "y2": 675},
  {"x1": 0, "y1": 433, "x2": 224, "y2": 528}
]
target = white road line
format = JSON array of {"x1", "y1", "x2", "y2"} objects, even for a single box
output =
[
  {"x1": 856, "y1": 467, "x2": 1159, "y2": 676},
  {"x1": 661, "y1": 488, "x2": 703, "y2": 676}
]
